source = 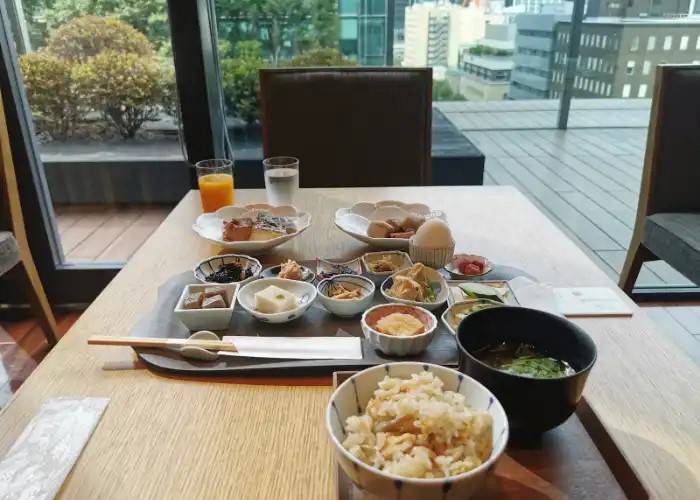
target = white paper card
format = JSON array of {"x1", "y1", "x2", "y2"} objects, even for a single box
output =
[
  {"x1": 0, "y1": 397, "x2": 109, "y2": 500},
  {"x1": 221, "y1": 336, "x2": 363, "y2": 360},
  {"x1": 553, "y1": 287, "x2": 634, "y2": 317}
]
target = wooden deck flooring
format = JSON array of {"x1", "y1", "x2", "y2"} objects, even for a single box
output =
[
  {"x1": 440, "y1": 99, "x2": 700, "y2": 352},
  {"x1": 55, "y1": 204, "x2": 171, "y2": 263}
]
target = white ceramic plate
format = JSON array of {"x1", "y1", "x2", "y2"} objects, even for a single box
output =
[
  {"x1": 334, "y1": 201, "x2": 446, "y2": 249},
  {"x1": 237, "y1": 278, "x2": 317, "y2": 324},
  {"x1": 192, "y1": 204, "x2": 312, "y2": 254}
]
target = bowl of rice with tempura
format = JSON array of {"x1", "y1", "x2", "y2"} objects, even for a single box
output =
[{"x1": 326, "y1": 363, "x2": 508, "y2": 500}]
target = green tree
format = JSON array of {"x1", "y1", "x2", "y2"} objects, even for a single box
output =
[
  {"x1": 28, "y1": 0, "x2": 170, "y2": 51},
  {"x1": 216, "y1": 0, "x2": 339, "y2": 65},
  {"x1": 433, "y1": 80, "x2": 466, "y2": 102},
  {"x1": 287, "y1": 47, "x2": 355, "y2": 67},
  {"x1": 220, "y1": 40, "x2": 265, "y2": 124}
]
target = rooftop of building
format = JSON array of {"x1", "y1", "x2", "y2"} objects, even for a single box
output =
[
  {"x1": 461, "y1": 54, "x2": 514, "y2": 70},
  {"x1": 562, "y1": 15, "x2": 700, "y2": 26}
]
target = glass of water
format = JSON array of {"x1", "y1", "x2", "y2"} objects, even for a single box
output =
[{"x1": 263, "y1": 156, "x2": 299, "y2": 206}]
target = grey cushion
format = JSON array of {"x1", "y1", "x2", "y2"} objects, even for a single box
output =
[
  {"x1": 0, "y1": 231, "x2": 20, "y2": 276},
  {"x1": 643, "y1": 213, "x2": 700, "y2": 286}
]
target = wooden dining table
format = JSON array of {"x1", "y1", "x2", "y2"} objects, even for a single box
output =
[{"x1": 0, "y1": 187, "x2": 698, "y2": 499}]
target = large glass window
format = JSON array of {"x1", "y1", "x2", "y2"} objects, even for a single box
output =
[{"x1": 6, "y1": 0, "x2": 184, "y2": 266}]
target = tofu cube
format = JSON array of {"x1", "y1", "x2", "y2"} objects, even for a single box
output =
[
  {"x1": 254, "y1": 285, "x2": 297, "y2": 314},
  {"x1": 203, "y1": 286, "x2": 227, "y2": 299},
  {"x1": 183, "y1": 291, "x2": 204, "y2": 310},
  {"x1": 202, "y1": 294, "x2": 227, "y2": 309}
]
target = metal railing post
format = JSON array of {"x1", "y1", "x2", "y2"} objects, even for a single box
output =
[{"x1": 558, "y1": 0, "x2": 586, "y2": 130}]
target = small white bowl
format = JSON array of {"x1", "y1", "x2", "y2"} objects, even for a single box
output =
[
  {"x1": 441, "y1": 299, "x2": 504, "y2": 335},
  {"x1": 361, "y1": 251, "x2": 413, "y2": 276},
  {"x1": 380, "y1": 266, "x2": 449, "y2": 311},
  {"x1": 317, "y1": 275, "x2": 375, "y2": 317},
  {"x1": 361, "y1": 304, "x2": 437, "y2": 356},
  {"x1": 193, "y1": 254, "x2": 262, "y2": 284},
  {"x1": 174, "y1": 283, "x2": 238, "y2": 331},
  {"x1": 237, "y1": 277, "x2": 317, "y2": 324},
  {"x1": 327, "y1": 362, "x2": 509, "y2": 500}
]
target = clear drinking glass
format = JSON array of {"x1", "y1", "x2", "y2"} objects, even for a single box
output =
[
  {"x1": 195, "y1": 158, "x2": 234, "y2": 212},
  {"x1": 263, "y1": 156, "x2": 300, "y2": 206}
]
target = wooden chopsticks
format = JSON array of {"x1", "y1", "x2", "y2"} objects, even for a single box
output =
[{"x1": 87, "y1": 336, "x2": 237, "y2": 352}]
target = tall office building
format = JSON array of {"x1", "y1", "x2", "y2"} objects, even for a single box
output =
[
  {"x1": 339, "y1": 0, "x2": 394, "y2": 65},
  {"x1": 550, "y1": 18, "x2": 700, "y2": 99},
  {"x1": 403, "y1": 1, "x2": 486, "y2": 67},
  {"x1": 509, "y1": 4, "x2": 573, "y2": 98}
]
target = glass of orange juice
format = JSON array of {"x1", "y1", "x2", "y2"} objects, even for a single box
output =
[{"x1": 195, "y1": 159, "x2": 234, "y2": 212}]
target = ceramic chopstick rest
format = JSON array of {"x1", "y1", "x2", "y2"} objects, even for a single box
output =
[{"x1": 179, "y1": 331, "x2": 221, "y2": 361}]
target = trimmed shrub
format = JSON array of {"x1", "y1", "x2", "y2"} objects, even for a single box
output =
[
  {"x1": 73, "y1": 51, "x2": 165, "y2": 138},
  {"x1": 287, "y1": 48, "x2": 356, "y2": 67},
  {"x1": 19, "y1": 51, "x2": 81, "y2": 140},
  {"x1": 46, "y1": 15, "x2": 153, "y2": 63}
]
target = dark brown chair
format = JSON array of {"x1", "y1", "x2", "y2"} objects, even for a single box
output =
[
  {"x1": 619, "y1": 65, "x2": 700, "y2": 295},
  {"x1": 259, "y1": 67, "x2": 432, "y2": 188}
]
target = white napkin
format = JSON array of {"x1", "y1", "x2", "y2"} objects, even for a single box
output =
[
  {"x1": 220, "y1": 335, "x2": 363, "y2": 360},
  {"x1": 0, "y1": 398, "x2": 109, "y2": 500}
]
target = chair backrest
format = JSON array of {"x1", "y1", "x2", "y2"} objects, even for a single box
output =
[
  {"x1": 260, "y1": 67, "x2": 432, "y2": 188},
  {"x1": 639, "y1": 64, "x2": 700, "y2": 216}
]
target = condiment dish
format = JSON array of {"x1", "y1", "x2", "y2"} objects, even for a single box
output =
[
  {"x1": 441, "y1": 299, "x2": 503, "y2": 335},
  {"x1": 380, "y1": 266, "x2": 448, "y2": 311},
  {"x1": 317, "y1": 275, "x2": 375, "y2": 317},
  {"x1": 361, "y1": 251, "x2": 412, "y2": 277},
  {"x1": 361, "y1": 304, "x2": 437, "y2": 356},
  {"x1": 237, "y1": 277, "x2": 317, "y2": 324},
  {"x1": 174, "y1": 283, "x2": 238, "y2": 331},
  {"x1": 194, "y1": 254, "x2": 262, "y2": 284}
]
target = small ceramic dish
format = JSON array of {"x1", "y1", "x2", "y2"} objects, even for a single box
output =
[
  {"x1": 361, "y1": 251, "x2": 413, "y2": 276},
  {"x1": 237, "y1": 277, "x2": 317, "y2": 324},
  {"x1": 445, "y1": 254, "x2": 493, "y2": 278},
  {"x1": 317, "y1": 275, "x2": 375, "y2": 317},
  {"x1": 327, "y1": 362, "x2": 509, "y2": 500},
  {"x1": 380, "y1": 266, "x2": 449, "y2": 311},
  {"x1": 261, "y1": 262, "x2": 315, "y2": 283},
  {"x1": 316, "y1": 257, "x2": 363, "y2": 280},
  {"x1": 174, "y1": 283, "x2": 238, "y2": 331},
  {"x1": 447, "y1": 280, "x2": 514, "y2": 306},
  {"x1": 194, "y1": 254, "x2": 262, "y2": 284},
  {"x1": 361, "y1": 304, "x2": 437, "y2": 356},
  {"x1": 441, "y1": 299, "x2": 503, "y2": 335},
  {"x1": 408, "y1": 236, "x2": 455, "y2": 269}
]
